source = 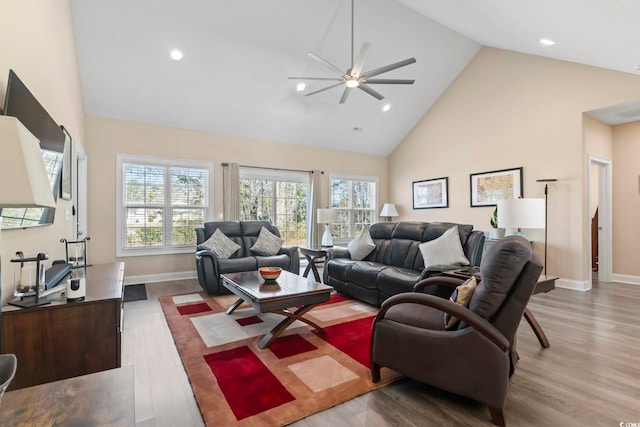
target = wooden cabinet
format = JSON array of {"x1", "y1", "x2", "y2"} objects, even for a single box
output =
[{"x1": 1, "y1": 262, "x2": 124, "y2": 390}]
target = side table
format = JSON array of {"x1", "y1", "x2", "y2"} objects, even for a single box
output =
[
  {"x1": 443, "y1": 269, "x2": 557, "y2": 348},
  {"x1": 299, "y1": 247, "x2": 327, "y2": 283}
]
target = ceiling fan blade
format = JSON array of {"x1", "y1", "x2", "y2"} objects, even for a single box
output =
[
  {"x1": 339, "y1": 87, "x2": 353, "y2": 104},
  {"x1": 305, "y1": 82, "x2": 344, "y2": 97},
  {"x1": 362, "y1": 57, "x2": 417, "y2": 79},
  {"x1": 288, "y1": 77, "x2": 343, "y2": 81},
  {"x1": 350, "y1": 42, "x2": 370, "y2": 77},
  {"x1": 307, "y1": 53, "x2": 347, "y2": 76},
  {"x1": 363, "y1": 78, "x2": 415, "y2": 84},
  {"x1": 358, "y1": 84, "x2": 385, "y2": 100}
]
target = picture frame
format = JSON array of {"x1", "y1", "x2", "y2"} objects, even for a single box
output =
[
  {"x1": 470, "y1": 167, "x2": 523, "y2": 207},
  {"x1": 413, "y1": 177, "x2": 448, "y2": 209},
  {"x1": 60, "y1": 125, "x2": 72, "y2": 200}
]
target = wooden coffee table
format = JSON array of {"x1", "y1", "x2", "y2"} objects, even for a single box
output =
[{"x1": 221, "y1": 270, "x2": 333, "y2": 349}]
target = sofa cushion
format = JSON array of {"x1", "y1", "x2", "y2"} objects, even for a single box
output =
[
  {"x1": 250, "y1": 226, "x2": 283, "y2": 256},
  {"x1": 444, "y1": 276, "x2": 478, "y2": 330},
  {"x1": 218, "y1": 256, "x2": 257, "y2": 273},
  {"x1": 350, "y1": 261, "x2": 388, "y2": 290},
  {"x1": 255, "y1": 254, "x2": 291, "y2": 270},
  {"x1": 325, "y1": 258, "x2": 356, "y2": 282},
  {"x1": 377, "y1": 267, "x2": 422, "y2": 296},
  {"x1": 468, "y1": 236, "x2": 532, "y2": 320},
  {"x1": 418, "y1": 226, "x2": 469, "y2": 269},
  {"x1": 348, "y1": 228, "x2": 376, "y2": 260},
  {"x1": 200, "y1": 229, "x2": 241, "y2": 259}
]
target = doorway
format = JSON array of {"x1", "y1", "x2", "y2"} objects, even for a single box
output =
[{"x1": 588, "y1": 155, "x2": 612, "y2": 283}]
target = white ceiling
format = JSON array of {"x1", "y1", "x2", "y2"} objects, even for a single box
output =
[{"x1": 70, "y1": 0, "x2": 640, "y2": 156}]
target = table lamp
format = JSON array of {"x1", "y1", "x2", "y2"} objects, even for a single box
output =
[
  {"x1": 317, "y1": 209, "x2": 337, "y2": 247},
  {"x1": 379, "y1": 203, "x2": 399, "y2": 221},
  {"x1": 497, "y1": 198, "x2": 545, "y2": 237},
  {"x1": 0, "y1": 116, "x2": 57, "y2": 350}
]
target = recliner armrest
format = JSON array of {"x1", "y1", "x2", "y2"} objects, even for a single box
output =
[
  {"x1": 278, "y1": 245, "x2": 300, "y2": 274},
  {"x1": 325, "y1": 247, "x2": 350, "y2": 261}
]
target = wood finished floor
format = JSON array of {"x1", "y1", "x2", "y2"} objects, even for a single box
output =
[{"x1": 122, "y1": 277, "x2": 640, "y2": 427}]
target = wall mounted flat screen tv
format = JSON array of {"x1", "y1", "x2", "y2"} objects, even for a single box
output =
[{"x1": 1, "y1": 69, "x2": 65, "y2": 229}]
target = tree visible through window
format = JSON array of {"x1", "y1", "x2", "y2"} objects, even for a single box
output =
[
  {"x1": 117, "y1": 155, "x2": 210, "y2": 255},
  {"x1": 239, "y1": 169, "x2": 308, "y2": 247},
  {"x1": 330, "y1": 175, "x2": 377, "y2": 238}
]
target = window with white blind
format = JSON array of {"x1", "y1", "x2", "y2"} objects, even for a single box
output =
[
  {"x1": 239, "y1": 167, "x2": 309, "y2": 247},
  {"x1": 329, "y1": 174, "x2": 378, "y2": 240},
  {"x1": 116, "y1": 154, "x2": 212, "y2": 256}
]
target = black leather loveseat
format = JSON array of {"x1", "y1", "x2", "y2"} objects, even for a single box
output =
[
  {"x1": 323, "y1": 221, "x2": 485, "y2": 307},
  {"x1": 195, "y1": 220, "x2": 300, "y2": 294}
]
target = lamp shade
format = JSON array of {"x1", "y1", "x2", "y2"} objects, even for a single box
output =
[
  {"x1": 317, "y1": 208, "x2": 337, "y2": 224},
  {"x1": 497, "y1": 198, "x2": 545, "y2": 229},
  {"x1": 0, "y1": 116, "x2": 56, "y2": 208},
  {"x1": 379, "y1": 203, "x2": 399, "y2": 217}
]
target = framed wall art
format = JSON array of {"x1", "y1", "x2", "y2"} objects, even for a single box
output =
[
  {"x1": 60, "y1": 125, "x2": 72, "y2": 200},
  {"x1": 470, "y1": 167, "x2": 522, "y2": 207},
  {"x1": 413, "y1": 177, "x2": 448, "y2": 209}
]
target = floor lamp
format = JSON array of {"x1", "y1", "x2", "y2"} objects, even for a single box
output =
[{"x1": 536, "y1": 179, "x2": 557, "y2": 276}]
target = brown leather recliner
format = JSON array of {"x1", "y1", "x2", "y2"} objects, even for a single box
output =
[{"x1": 370, "y1": 235, "x2": 543, "y2": 426}]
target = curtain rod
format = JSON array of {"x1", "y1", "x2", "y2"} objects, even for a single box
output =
[{"x1": 221, "y1": 163, "x2": 324, "y2": 174}]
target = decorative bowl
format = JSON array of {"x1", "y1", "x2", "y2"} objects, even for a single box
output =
[{"x1": 259, "y1": 267, "x2": 282, "y2": 281}]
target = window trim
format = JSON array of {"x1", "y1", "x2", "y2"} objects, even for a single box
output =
[
  {"x1": 329, "y1": 173, "x2": 379, "y2": 244},
  {"x1": 116, "y1": 154, "x2": 213, "y2": 257}
]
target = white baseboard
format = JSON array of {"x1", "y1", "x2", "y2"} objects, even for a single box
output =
[
  {"x1": 555, "y1": 278, "x2": 591, "y2": 291},
  {"x1": 125, "y1": 270, "x2": 197, "y2": 286},
  {"x1": 611, "y1": 274, "x2": 640, "y2": 286}
]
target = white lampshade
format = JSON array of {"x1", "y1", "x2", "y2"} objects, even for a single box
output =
[
  {"x1": 317, "y1": 208, "x2": 337, "y2": 224},
  {"x1": 379, "y1": 203, "x2": 399, "y2": 218},
  {"x1": 0, "y1": 116, "x2": 56, "y2": 208},
  {"x1": 497, "y1": 198, "x2": 545, "y2": 230}
]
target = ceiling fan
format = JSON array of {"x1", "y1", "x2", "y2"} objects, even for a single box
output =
[{"x1": 288, "y1": 0, "x2": 416, "y2": 104}]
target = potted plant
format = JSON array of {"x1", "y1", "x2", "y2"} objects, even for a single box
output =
[{"x1": 489, "y1": 206, "x2": 505, "y2": 239}]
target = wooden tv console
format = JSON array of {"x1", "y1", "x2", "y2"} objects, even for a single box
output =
[{"x1": 1, "y1": 262, "x2": 124, "y2": 390}]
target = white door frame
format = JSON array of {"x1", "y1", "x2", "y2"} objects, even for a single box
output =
[
  {"x1": 587, "y1": 155, "x2": 612, "y2": 283},
  {"x1": 74, "y1": 144, "x2": 88, "y2": 240}
]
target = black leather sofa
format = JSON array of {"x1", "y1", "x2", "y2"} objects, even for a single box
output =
[
  {"x1": 323, "y1": 221, "x2": 485, "y2": 307},
  {"x1": 195, "y1": 220, "x2": 300, "y2": 294}
]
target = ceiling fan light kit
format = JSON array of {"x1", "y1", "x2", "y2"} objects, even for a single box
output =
[{"x1": 289, "y1": 0, "x2": 416, "y2": 104}]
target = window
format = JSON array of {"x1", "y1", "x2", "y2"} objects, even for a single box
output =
[
  {"x1": 330, "y1": 174, "x2": 378, "y2": 239},
  {"x1": 116, "y1": 155, "x2": 211, "y2": 256},
  {"x1": 239, "y1": 168, "x2": 309, "y2": 246}
]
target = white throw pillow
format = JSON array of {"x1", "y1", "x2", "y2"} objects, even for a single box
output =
[
  {"x1": 250, "y1": 226, "x2": 283, "y2": 256},
  {"x1": 348, "y1": 228, "x2": 376, "y2": 261},
  {"x1": 419, "y1": 226, "x2": 470, "y2": 269},
  {"x1": 200, "y1": 229, "x2": 241, "y2": 259}
]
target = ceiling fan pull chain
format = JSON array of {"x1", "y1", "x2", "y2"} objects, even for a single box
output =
[{"x1": 351, "y1": 0, "x2": 355, "y2": 69}]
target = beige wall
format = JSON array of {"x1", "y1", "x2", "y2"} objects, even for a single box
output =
[
  {"x1": 0, "y1": 0, "x2": 85, "y2": 304},
  {"x1": 390, "y1": 47, "x2": 640, "y2": 286},
  {"x1": 85, "y1": 116, "x2": 388, "y2": 279},
  {"x1": 612, "y1": 121, "x2": 640, "y2": 277}
]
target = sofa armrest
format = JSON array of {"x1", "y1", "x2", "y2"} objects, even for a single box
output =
[
  {"x1": 325, "y1": 247, "x2": 351, "y2": 261},
  {"x1": 417, "y1": 263, "x2": 469, "y2": 281},
  {"x1": 464, "y1": 230, "x2": 485, "y2": 267},
  {"x1": 195, "y1": 249, "x2": 223, "y2": 294},
  {"x1": 279, "y1": 245, "x2": 300, "y2": 274}
]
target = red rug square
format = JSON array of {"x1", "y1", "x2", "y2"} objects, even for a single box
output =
[
  {"x1": 269, "y1": 334, "x2": 318, "y2": 359},
  {"x1": 236, "y1": 315, "x2": 263, "y2": 326},
  {"x1": 314, "y1": 315, "x2": 376, "y2": 368},
  {"x1": 177, "y1": 302, "x2": 212, "y2": 315},
  {"x1": 204, "y1": 346, "x2": 295, "y2": 420},
  {"x1": 321, "y1": 293, "x2": 350, "y2": 305}
]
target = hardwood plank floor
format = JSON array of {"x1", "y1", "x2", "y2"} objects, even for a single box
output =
[{"x1": 123, "y1": 278, "x2": 640, "y2": 426}]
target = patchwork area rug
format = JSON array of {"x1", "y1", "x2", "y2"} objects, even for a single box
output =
[{"x1": 159, "y1": 291, "x2": 400, "y2": 426}]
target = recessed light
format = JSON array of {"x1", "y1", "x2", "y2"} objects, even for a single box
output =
[
  {"x1": 382, "y1": 104, "x2": 391, "y2": 112},
  {"x1": 353, "y1": 127, "x2": 363, "y2": 132},
  {"x1": 170, "y1": 49, "x2": 183, "y2": 61},
  {"x1": 296, "y1": 83, "x2": 306, "y2": 92},
  {"x1": 539, "y1": 38, "x2": 555, "y2": 46}
]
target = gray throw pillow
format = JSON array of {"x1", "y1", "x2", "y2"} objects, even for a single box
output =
[
  {"x1": 348, "y1": 228, "x2": 376, "y2": 261},
  {"x1": 250, "y1": 226, "x2": 283, "y2": 256},
  {"x1": 200, "y1": 228, "x2": 241, "y2": 259},
  {"x1": 418, "y1": 225, "x2": 470, "y2": 268}
]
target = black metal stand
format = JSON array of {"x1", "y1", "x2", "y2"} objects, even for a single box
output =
[
  {"x1": 537, "y1": 179, "x2": 557, "y2": 276},
  {"x1": 9, "y1": 252, "x2": 51, "y2": 308}
]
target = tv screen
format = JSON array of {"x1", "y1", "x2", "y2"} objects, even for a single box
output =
[{"x1": 1, "y1": 69, "x2": 64, "y2": 229}]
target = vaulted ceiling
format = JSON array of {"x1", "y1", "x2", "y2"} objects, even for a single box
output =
[{"x1": 70, "y1": 0, "x2": 640, "y2": 156}]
